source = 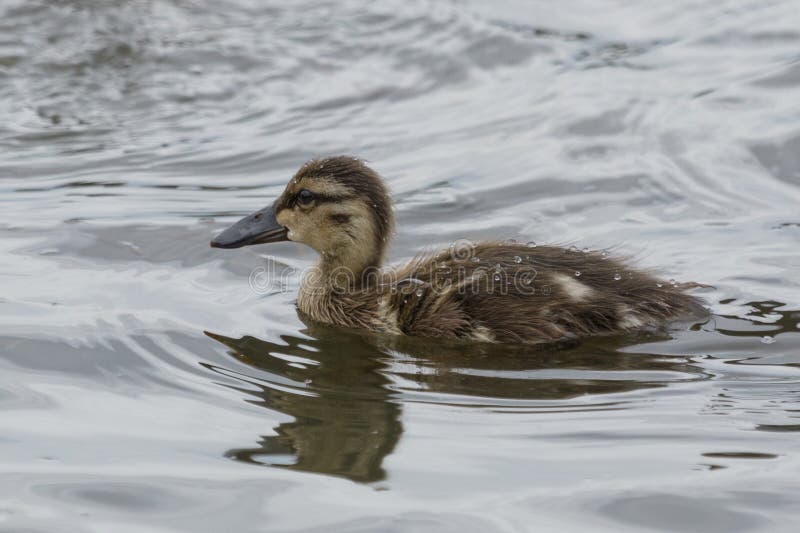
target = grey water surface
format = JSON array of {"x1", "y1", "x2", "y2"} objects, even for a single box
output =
[{"x1": 1, "y1": 1, "x2": 800, "y2": 532}]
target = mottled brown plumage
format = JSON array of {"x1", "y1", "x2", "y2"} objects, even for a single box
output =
[{"x1": 211, "y1": 156, "x2": 706, "y2": 344}]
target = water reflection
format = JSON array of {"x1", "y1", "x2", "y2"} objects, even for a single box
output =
[
  {"x1": 205, "y1": 323, "x2": 709, "y2": 482},
  {"x1": 713, "y1": 300, "x2": 800, "y2": 339},
  {"x1": 205, "y1": 328, "x2": 401, "y2": 483}
]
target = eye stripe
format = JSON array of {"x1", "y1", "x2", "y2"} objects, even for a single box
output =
[
  {"x1": 292, "y1": 192, "x2": 354, "y2": 206},
  {"x1": 315, "y1": 193, "x2": 354, "y2": 202},
  {"x1": 329, "y1": 213, "x2": 351, "y2": 224},
  {"x1": 275, "y1": 191, "x2": 357, "y2": 211}
]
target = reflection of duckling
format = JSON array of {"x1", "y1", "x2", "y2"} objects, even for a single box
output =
[
  {"x1": 204, "y1": 324, "x2": 703, "y2": 481},
  {"x1": 211, "y1": 156, "x2": 705, "y2": 344},
  {"x1": 205, "y1": 329, "x2": 401, "y2": 483}
]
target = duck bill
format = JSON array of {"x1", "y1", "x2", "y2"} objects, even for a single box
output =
[{"x1": 210, "y1": 203, "x2": 288, "y2": 249}]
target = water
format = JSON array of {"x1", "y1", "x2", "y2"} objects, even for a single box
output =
[{"x1": 1, "y1": 0, "x2": 799, "y2": 531}]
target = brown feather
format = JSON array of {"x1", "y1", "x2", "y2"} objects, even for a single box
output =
[{"x1": 271, "y1": 157, "x2": 706, "y2": 344}]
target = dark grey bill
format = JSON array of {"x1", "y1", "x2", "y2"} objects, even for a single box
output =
[{"x1": 210, "y1": 203, "x2": 288, "y2": 249}]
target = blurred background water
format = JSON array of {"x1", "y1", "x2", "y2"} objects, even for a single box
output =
[{"x1": 1, "y1": 1, "x2": 799, "y2": 531}]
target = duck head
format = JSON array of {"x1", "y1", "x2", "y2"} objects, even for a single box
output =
[{"x1": 211, "y1": 156, "x2": 394, "y2": 274}]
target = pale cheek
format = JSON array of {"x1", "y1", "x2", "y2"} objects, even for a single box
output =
[
  {"x1": 276, "y1": 211, "x2": 294, "y2": 238},
  {"x1": 277, "y1": 211, "x2": 311, "y2": 244}
]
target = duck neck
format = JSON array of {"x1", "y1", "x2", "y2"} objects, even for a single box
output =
[{"x1": 310, "y1": 246, "x2": 384, "y2": 293}]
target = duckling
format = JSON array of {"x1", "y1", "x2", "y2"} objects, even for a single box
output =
[{"x1": 210, "y1": 156, "x2": 705, "y2": 344}]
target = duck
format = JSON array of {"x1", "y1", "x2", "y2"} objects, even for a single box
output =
[{"x1": 210, "y1": 156, "x2": 705, "y2": 344}]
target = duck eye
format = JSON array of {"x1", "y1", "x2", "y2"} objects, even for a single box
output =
[{"x1": 297, "y1": 189, "x2": 314, "y2": 205}]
